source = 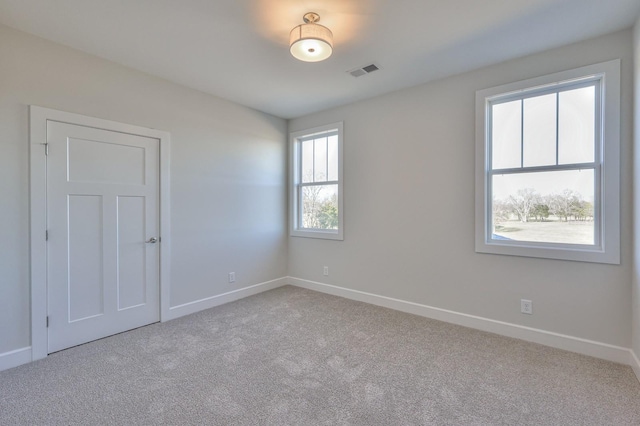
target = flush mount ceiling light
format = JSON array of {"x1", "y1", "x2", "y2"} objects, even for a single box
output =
[{"x1": 289, "y1": 12, "x2": 333, "y2": 62}]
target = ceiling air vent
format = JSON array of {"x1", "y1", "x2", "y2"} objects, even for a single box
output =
[{"x1": 348, "y1": 64, "x2": 379, "y2": 78}]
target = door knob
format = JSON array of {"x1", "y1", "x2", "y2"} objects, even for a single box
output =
[{"x1": 146, "y1": 237, "x2": 158, "y2": 244}]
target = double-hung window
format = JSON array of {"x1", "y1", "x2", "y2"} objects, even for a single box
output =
[
  {"x1": 475, "y1": 60, "x2": 620, "y2": 263},
  {"x1": 290, "y1": 122, "x2": 344, "y2": 240}
]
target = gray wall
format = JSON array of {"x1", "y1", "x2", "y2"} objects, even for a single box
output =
[
  {"x1": 1, "y1": 22, "x2": 636, "y2": 358},
  {"x1": 288, "y1": 30, "x2": 634, "y2": 347},
  {"x1": 0, "y1": 24, "x2": 288, "y2": 354},
  {"x1": 632, "y1": 18, "x2": 640, "y2": 358}
]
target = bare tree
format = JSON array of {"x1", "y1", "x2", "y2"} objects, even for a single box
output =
[
  {"x1": 507, "y1": 188, "x2": 539, "y2": 223},
  {"x1": 547, "y1": 189, "x2": 581, "y2": 222},
  {"x1": 492, "y1": 199, "x2": 511, "y2": 225},
  {"x1": 302, "y1": 185, "x2": 324, "y2": 229}
]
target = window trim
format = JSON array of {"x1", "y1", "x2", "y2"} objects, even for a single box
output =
[
  {"x1": 475, "y1": 60, "x2": 620, "y2": 264},
  {"x1": 290, "y1": 122, "x2": 344, "y2": 240}
]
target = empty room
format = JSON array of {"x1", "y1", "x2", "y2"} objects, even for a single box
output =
[{"x1": 2, "y1": 0, "x2": 640, "y2": 424}]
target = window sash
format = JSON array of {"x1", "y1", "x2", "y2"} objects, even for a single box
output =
[
  {"x1": 487, "y1": 79, "x2": 601, "y2": 172},
  {"x1": 487, "y1": 164, "x2": 602, "y2": 249},
  {"x1": 290, "y1": 122, "x2": 343, "y2": 240},
  {"x1": 488, "y1": 77, "x2": 598, "y2": 106},
  {"x1": 297, "y1": 130, "x2": 339, "y2": 143},
  {"x1": 297, "y1": 129, "x2": 339, "y2": 231},
  {"x1": 484, "y1": 74, "x2": 604, "y2": 250},
  {"x1": 296, "y1": 181, "x2": 339, "y2": 231},
  {"x1": 299, "y1": 131, "x2": 337, "y2": 184}
]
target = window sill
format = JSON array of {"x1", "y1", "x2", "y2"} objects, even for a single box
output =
[
  {"x1": 291, "y1": 229, "x2": 343, "y2": 241},
  {"x1": 475, "y1": 239, "x2": 619, "y2": 264}
]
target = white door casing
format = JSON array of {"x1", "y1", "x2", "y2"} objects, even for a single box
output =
[{"x1": 30, "y1": 106, "x2": 171, "y2": 359}]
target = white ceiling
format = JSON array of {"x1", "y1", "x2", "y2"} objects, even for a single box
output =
[{"x1": 1, "y1": 0, "x2": 639, "y2": 119}]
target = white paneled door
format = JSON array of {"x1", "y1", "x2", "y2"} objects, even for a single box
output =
[{"x1": 47, "y1": 121, "x2": 160, "y2": 353}]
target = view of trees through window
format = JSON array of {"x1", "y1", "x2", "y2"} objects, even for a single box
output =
[
  {"x1": 489, "y1": 82, "x2": 597, "y2": 246},
  {"x1": 492, "y1": 186, "x2": 594, "y2": 245},
  {"x1": 302, "y1": 184, "x2": 338, "y2": 229},
  {"x1": 299, "y1": 132, "x2": 339, "y2": 230}
]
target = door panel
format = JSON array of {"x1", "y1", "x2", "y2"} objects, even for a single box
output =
[
  {"x1": 47, "y1": 121, "x2": 159, "y2": 353},
  {"x1": 68, "y1": 195, "x2": 104, "y2": 322},
  {"x1": 117, "y1": 196, "x2": 147, "y2": 310},
  {"x1": 68, "y1": 137, "x2": 146, "y2": 185}
]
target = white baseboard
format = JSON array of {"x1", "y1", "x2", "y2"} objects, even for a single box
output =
[
  {"x1": 0, "y1": 347, "x2": 32, "y2": 372},
  {"x1": 7, "y1": 277, "x2": 637, "y2": 379},
  {"x1": 288, "y1": 277, "x2": 632, "y2": 366},
  {"x1": 164, "y1": 277, "x2": 288, "y2": 321},
  {"x1": 630, "y1": 350, "x2": 640, "y2": 383}
]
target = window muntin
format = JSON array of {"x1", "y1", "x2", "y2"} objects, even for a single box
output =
[
  {"x1": 291, "y1": 123, "x2": 343, "y2": 240},
  {"x1": 475, "y1": 60, "x2": 620, "y2": 264}
]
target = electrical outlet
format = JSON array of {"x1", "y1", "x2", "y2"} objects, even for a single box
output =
[
  {"x1": 521, "y1": 299, "x2": 533, "y2": 315},
  {"x1": 323, "y1": 266, "x2": 329, "y2": 276},
  {"x1": 228, "y1": 272, "x2": 236, "y2": 283}
]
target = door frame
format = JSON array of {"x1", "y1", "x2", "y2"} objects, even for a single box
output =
[{"x1": 29, "y1": 106, "x2": 172, "y2": 361}]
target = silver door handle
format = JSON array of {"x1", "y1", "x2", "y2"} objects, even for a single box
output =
[{"x1": 146, "y1": 237, "x2": 158, "y2": 244}]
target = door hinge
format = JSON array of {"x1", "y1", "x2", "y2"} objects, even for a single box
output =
[
  {"x1": 46, "y1": 316, "x2": 49, "y2": 327},
  {"x1": 43, "y1": 143, "x2": 49, "y2": 156},
  {"x1": 46, "y1": 230, "x2": 49, "y2": 241}
]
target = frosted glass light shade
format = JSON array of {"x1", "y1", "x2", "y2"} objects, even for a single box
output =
[{"x1": 289, "y1": 23, "x2": 333, "y2": 62}]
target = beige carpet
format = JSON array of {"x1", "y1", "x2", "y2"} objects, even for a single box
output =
[{"x1": 1, "y1": 285, "x2": 639, "y2": 425}]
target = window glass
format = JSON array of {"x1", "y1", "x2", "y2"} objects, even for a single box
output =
[
  {"x1": 523, "y1": 93, "x2": 557, "y2": 167},
  {"x1": 559, "y1": 86, "x2": 595, "y2": 164},
  {"x1": 492, "y1": 169, "x2": 594, "y2": 245},
  {"x1": 328, "y1": 135, "x2": 339, "y2": 181},
  {"x1": 302, "y1": 140, "x2": 314, "y2": 183},
  {"x1": 301, "y1": 184, "x2": 339, "y2": 230},
  {"x1": 314, "y1": 137, "x2": 328, "y2": 182},
  {"x1": 488, "y1": 82, "x2": 598, "y2": 247},
  {"x1": 492, "y1": 100, "x2": 522, "y2": 169},
  {"x1": 291, "y1": 123, "x2": 343, "y2": 240}
]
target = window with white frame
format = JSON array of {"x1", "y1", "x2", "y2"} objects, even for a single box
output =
[
  {"x1": 475, "y1": 60, "x2": 620, "y2": 264},
  {"x1": 290, "y1": 122, "x2": 344, "y2": 240}
]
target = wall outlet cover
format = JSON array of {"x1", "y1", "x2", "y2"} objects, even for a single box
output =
[{"x1": 521, "y1": 299, "x2": 533, "y2": 315}]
